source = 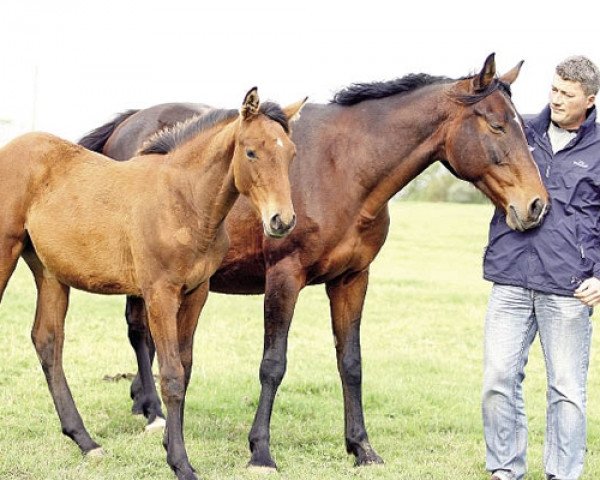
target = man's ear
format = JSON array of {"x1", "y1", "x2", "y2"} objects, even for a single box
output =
[{"x1": 240, "y1": 87, "x2": 260, "y2": 119}]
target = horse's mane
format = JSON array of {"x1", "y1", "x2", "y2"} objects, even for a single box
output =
[
  {"x1": 331, "y1": 73, "x2": 511, "y2": 106},
  {"x1": 139, "y1": 102, "x2": 289, "y2": 155}
]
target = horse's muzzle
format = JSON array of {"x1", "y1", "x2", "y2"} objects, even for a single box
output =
[
  {"x1": 507, "y1": 197, "x2": 549, "y2": 231},
  {"x1": 265, "y1": 213, "x2": 296, "y2": 238}
]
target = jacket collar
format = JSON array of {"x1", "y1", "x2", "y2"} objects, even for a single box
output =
[{"x1": 527, "y1": 105, "x2": 597, "y2": 140}]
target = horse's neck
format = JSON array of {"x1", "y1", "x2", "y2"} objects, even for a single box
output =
[
  {"x1": 168, "y1": 123, "x2": 239, "y2": 234},
  {"x1": 330, "y1": 87, "x2": 450, "y2": 218}
]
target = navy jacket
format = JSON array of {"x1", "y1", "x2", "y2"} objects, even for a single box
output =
[{"x1": 483, "y1": 105, "x2": 600, "y2": 295}]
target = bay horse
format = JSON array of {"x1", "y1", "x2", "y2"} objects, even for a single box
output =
[
  {"x1": 79, "y1": 54, "x2": 549, "y2": 471},
  {"x1": 0, "y1": 88, "x2": 306, "y2": 480}
]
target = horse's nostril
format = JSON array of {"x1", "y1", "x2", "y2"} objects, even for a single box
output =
[
  {"x1": 270, "y1": 214, "x2": 283, "y2": 232},
  {"x1": 529, "y1": 197, "x2": 544, "y2": 220}
]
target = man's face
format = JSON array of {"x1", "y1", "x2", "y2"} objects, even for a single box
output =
[{"x1": 549, "y1": 74, "x2": 595, "y2": 130}]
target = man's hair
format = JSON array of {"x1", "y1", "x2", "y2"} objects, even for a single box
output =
[{"x1": 556, "y1": 55, "x2": 600, "y2": 96}]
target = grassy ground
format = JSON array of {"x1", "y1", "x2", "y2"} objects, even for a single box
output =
[{"x1": 0, "y1": 201, "x2": 598, "y2": 479}]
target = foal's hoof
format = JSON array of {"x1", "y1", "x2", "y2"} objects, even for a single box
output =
[
  {"x1": 145, "y1": 416, "x2": 166, "y2": 433},
  {"x1": 174, "y1": 465, "x2": 198, "y2": 480},
  {"x1": 85, "y1": 447, "x2": 106, "y2": 458}
]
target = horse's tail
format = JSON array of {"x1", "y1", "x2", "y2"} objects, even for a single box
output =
[{"x1": 78, "y1": 109, "x2": 139, "y2": 152}]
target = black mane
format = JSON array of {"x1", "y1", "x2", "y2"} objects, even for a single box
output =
[
  {"x1": 139, "y1": 102, "x2": 289, "y2": 155},
  {"x1": 331, "y1": 73, "x2": 512, "y2": 106},
  {"x1": 331, "y1": 74, "x2": 452, "y2": 106}
]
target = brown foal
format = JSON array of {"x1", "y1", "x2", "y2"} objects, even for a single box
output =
[{"x1": 0, "y1": 88, "x2": 306, "y2": 480}]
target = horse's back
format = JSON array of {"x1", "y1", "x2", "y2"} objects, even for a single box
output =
[
  {"x1": 106, "y1": 103, "x2": 213, "y2": 160},
  {"x1": 0, "y1": 132, "x2": 85, "y2": 210}
]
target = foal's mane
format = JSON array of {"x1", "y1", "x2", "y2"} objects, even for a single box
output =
[
  {"x1": 139, "y1": 102, "x2": 289, "y2": 155},
  {"x1": 331, "y1": 73, "x2": 511, "y2": 106}
]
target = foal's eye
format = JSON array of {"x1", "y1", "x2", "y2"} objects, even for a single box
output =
[{"x1": 246, "y1": 149, "x2": 258, "y2": 160}]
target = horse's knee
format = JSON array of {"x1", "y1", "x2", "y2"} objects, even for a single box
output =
[
  {"x1": 31, "y1": 330, "x2": 55, "y2": 366},
  {"x1": 341, "y1": 351, "x2": 362, "y2": 387},
  {"x1": 160, "y1": 372, "x2": 185, "y2": 403},
  {"x1": 259, "y1": 357, "x2": 286, "y2": 387}
]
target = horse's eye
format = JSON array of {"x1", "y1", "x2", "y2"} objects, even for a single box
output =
[
  {"x1": 246, "y1": 149, "x2": 258, "y2": 160},
  {"x1": 490, "y1": 123, "x2": 505, "y2": 134}
]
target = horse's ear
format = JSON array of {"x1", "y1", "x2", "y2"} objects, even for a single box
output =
[
  {"x1": 499, "y1": 60, "x2": 524, "y2": 85},
  {"x1": 473, "y1": 53, "x2": 496, "y2": 91},
  {"x1": 241, "y1": 87, "x2": 260, "y2": 119},
  {"x1": 282, "y1": 97, "x2": 308, "y2": 124}
]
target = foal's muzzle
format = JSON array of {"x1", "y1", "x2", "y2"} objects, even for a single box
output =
[{"x1": 265, "y1": 213, "x2": 296, "y2": 238}]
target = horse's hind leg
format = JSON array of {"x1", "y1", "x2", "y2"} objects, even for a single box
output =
[
  {"x1": 0, "y1": 231, "x2": 27, "y2": 302},
  {"x1": 25, "y1": 253, "x2": 102, "y2": 455},
  {"x1": 126, "y1": 295, "x2": 165, "y2": 431}
]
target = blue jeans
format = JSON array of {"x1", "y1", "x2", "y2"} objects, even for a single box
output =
[{"x1": 482, "y1": 284, "x2": 592, "y2": 480}]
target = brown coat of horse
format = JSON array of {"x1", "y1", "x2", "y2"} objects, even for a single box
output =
[
  {"x1": 79, "y1": 55, "x2": 549, "y2": 470},
  {"x1": 0, "y1": 89, "x2": 306, "y2": 480}
]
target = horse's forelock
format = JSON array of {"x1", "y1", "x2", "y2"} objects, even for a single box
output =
[
  {"x1": 450, "y1": 77, "x2": 512, "y2": 105},
  {"x1": 259, "y1": 102, "x2": 289, "y2": 133}
]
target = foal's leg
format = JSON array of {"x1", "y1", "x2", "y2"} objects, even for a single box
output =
[
  {"x1": 126, "y1": 295, "x2": 165, "y2": 431},
  {"x1": 177, "y1": 283, "x2": 209, "y2": 428},
  {"x1": 26, "y1": 259, "x2": 102, "y2": 455},
  {"x1": 248, "y1": 261, "x2": 304, "y2": 471},
  {"x1": 325, "y1": 269, "x2": 383, "y2": 466},
  {"x1": 0, "y1": 231, "x2": 26, "y2": 301},
  {"x1": 144, "y1": 286, "x2": 197, "y2": 480}
]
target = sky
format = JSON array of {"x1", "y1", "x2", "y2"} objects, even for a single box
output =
[{"x1": 1, "y1": 1, "x2": 599, "y2": 144}]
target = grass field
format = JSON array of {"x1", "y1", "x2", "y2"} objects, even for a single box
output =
[{"x1": 0, "y1": 201, "x2": 599, "y2": 480}]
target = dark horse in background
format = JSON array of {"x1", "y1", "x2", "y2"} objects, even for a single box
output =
[{"x1": 79, "y1": 54, "x2": 548, "y2": 471}]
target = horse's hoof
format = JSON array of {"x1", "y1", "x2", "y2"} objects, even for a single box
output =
[
  {"x1": 85, "y1": 447, "x2": 105, "y2": 458},
  {"x1": 145, "y1": 416, "x2": 166, "y2": 433},
  {"x1": 246, "y1": 464, "x2": 277, "y2": 474},
  {"x1": 131, "y1": 405, "x2": 144, "y2": 416},
  {"x1": 174, "y1": 465, "x2": 198, "y2": 480},
  {"x1": 355, "y1": 453, "x2": 384, "y2": 467}
]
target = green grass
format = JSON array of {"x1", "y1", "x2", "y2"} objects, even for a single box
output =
[{"x1": 0, "y1": 201, "x2": 599, "y2": 479}]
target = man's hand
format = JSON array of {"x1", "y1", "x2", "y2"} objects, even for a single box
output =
[{"x1": 574, "y1": 277, "x2": 600, "y2": 306}]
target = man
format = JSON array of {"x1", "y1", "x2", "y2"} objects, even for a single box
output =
[{"x1": 482, "y1": 56, "x2": 600, "y2": 480}]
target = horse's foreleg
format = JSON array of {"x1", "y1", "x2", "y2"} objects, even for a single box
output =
[
  {"x1": 145, "y1": 287, "x2": 197, "y2": 480},
  {"x1": 247, "y1": 262, "x2": 304, "y2": 472},
  {"x1": 126, "y1": 295, "x2": 165, "y2": 431},
  {"x1": 177, "y1": 282, "x2": 209, "y2": 430},
  {"x1": 326, "y1": 269, "x2": 383, "y2": 466},
  {"x1": 28, "y1": 266, "x2": 101, "y2": 455}
]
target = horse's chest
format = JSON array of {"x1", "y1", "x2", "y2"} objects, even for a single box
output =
[
  {"x1": 179, "y1": 231, "x2": 230, "y2": 291},
  {"x1": 311, "y1": 227, "x2": 386, "y2": 283}
]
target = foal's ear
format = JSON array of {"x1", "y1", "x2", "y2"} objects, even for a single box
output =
[
  {"x1": 282, "y1": 97, "x2": 308, "y2": 124},
  {"x1": 241, "y1": 87, "x2": 260, "y2": 119},
  {"x1": 499, "y1": 60, "x2": 524, "y2": 85},
  {"x1": 473, "y1": 53, "x2": 496, "y2": 91}
]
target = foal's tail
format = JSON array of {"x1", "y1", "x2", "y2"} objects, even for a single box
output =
[{"x1": 78, "y1": 109, "x2": 139, "y2": 152}]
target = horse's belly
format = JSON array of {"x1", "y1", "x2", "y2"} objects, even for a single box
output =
[
  {"x1": 26, "y1": 216, "x2": 139, "y2": 295},
  {"x1": 210, "y1": 258, "x2": 266, "y2": 294}
]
